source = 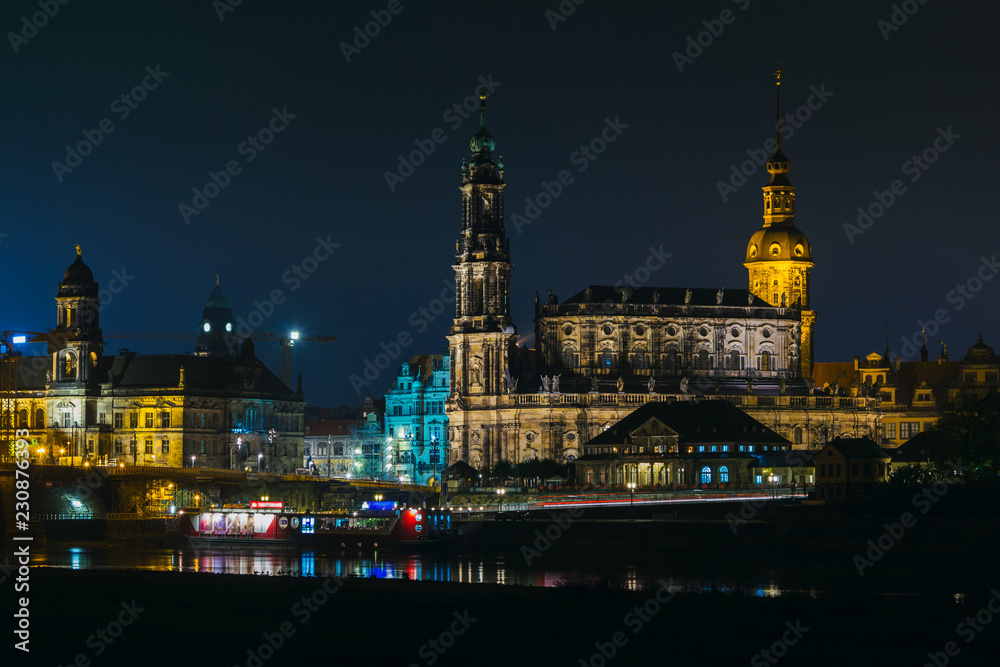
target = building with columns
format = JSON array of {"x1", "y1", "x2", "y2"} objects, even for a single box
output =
[
  {"x1": 6, "y1": 248, "x2": 305, "y2": 472},
  {"x1": 445, "y1": 79, "x2": 881, "y2": 471}
]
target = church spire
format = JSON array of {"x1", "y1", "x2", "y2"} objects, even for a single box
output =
[
  {"x1": 469, "y1": 90, "x2": 496, "y2": 158},
  {"x1": 775, "y1": 67, "x2": 783, "y2": 152}
]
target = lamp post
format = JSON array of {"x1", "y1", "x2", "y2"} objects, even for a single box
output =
[
  {"x1": 233, "y1": 436, "x2": 242, "y2": 471},
  {"x1": 496, "y1": 487, "x2": 505, "y2": 514},
  {"x1": 267, "y1": 427, "x2": 277, "y2": 473},
  {"x1": 627, "y1": 482, "x2": 636, "y2": 509},
  {"x1": 257, "y1": 452, "x2": 263, "y2": 473},
  {"x1": 768, "y1": 474, "x2": 776, "y2": 500},
  {"x1": 190, "y1": 454, "x2": 196, "y2": 468},
  {"x1": 430, "y1": 437, "x2": 439, "y2": 491}
]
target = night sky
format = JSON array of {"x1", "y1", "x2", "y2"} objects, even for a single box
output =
[{"x1": 2, "y1": 0, "x2": 997, "y2": 407}]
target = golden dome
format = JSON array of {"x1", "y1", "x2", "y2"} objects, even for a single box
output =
[{"x1": 745, "y1": 226, "x2": 812, "y2": 264}]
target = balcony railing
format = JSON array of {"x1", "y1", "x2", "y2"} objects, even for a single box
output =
[{"x1": 509, "y1": 392, "x2": 879, "y2": 411}]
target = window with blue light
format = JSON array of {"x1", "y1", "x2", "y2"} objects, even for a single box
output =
[
  {"x1": 302, "y1": 517, "x2": 314, "y2": 534},
  {"x1": 700, "y1": 466, "x2": 711, "y2": 484},
  {"x1": 719, "y1": 466, "x2": 729, "y2": 483}
]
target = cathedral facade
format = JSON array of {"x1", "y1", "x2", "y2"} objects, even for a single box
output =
[{"x1": 445, "y1": 81, "x2": 881, "y2": 470}]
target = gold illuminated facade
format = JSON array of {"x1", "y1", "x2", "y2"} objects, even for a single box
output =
[
  {"x1": 445, "y1": 83, "x2": 880, "y2": 471},
  {"x1": 744, "y1": 70, "x2": 816, "y2": 379},
  {"x1": 11, "y1": 251, "x2": 305, "y2": 472}
]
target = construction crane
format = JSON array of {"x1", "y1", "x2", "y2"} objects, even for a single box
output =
[{"x1": 104, "y1": 331, "x2": 336, "y2": 388}]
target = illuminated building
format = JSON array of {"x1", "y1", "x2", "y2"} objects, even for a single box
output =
[
  {"x1": 853, "y1": 335, "x2": 1000, "y2": 446},
  {"x1": 744, "y1": 69, "x2": 816, "y2": 379},
  {"x1": 573, "y1": 400, "x2": 802, "y2": 488},
  {"x1": 12, "y1": 249, "x2": 305, "y2": 472},
  {"x1": 445, "y1": 81, "x2": 881, "y2": 471},
  {"x1": 383, "y1": 355, "x2": 450, "y2": 486}
]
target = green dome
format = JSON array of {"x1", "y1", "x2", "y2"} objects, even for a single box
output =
[
  {"x1": 470, "y1": 92, "x2": 495, "y2": 153},
  {"x1": 205, "y1": 285, "x2": 231, "y2": 310},
  {"x1": 470, "y1": 126, "x2": 495, "y2": 153}
]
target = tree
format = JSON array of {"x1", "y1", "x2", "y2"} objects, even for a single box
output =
[
  {"x1": 490, "y1": 458, "x2": 515, "y2": 486},
  {"x1": 932, "y1": 390, "x2": 1000, "y2": 483}
]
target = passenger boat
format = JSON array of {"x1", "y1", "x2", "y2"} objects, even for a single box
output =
[{"x1": 169, "y1": 500, "x2": 454, "y2": 550}]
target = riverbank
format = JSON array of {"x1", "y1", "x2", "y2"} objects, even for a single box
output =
[{"x1": 7, "y1": 567, "x2": 1000, "y2": 666}]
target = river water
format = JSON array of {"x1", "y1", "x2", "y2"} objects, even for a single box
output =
[{"x1": 34, "y1": 545, "x2": 814, "y2": 596}]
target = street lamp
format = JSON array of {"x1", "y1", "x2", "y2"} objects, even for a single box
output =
[
  {"x1": 190, "y1": 454, "x2": 196, "y2": 468},
  {"x1": 496, "y1": 487, "x2": 505, "y2": 514},
  {"x1": 627, "y1": 482, "x2": 636, "y2": 509},
  {"x1": 768, "y1": 474, "x2": 776, "y2": 500},
  {"x1": 234, "y1": 436, "x2": 243, "y2": 471},
  {"x1": 267, "y1": 427, "x2": 277, "y2": 473},
  {"x1": 257, "y1": 452, "x2": 263, "y2": 472}
]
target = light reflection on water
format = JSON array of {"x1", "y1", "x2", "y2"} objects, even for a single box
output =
[{"x1": 35, "y1": 546, "x2": 802, "y2": 595}]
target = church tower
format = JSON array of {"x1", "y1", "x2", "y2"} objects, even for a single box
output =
[
  {"x1": 446, "y1": 92, "x2": 517, "y2": 466},
  {"x1": 49, "y1": 245, "x2": 104, "y2": 386},
  {"x1": 196, "y1": 275, "x2": 236, "y2": 358},
  {"x1": 745, "y1": 70, "x2": 816, "y2": 379}
]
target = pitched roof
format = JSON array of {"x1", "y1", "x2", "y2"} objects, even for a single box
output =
[
  {"x1": 752, "y1": 450, "x2": 817, "y2": 468},
  {"x1": 441, "y1": 460, "x2": 479, "y2": 480},
  {"x1": 812, "y1": 362, "x2": 856, "y2": 391},
  {"x1": 824, "y1": 437, "x2": 890, "y2": 460},
  {"x1": 102, "y1": 353, "x2": 297, "y2": 398},
  {"x1": 585, "y1": 399, "x2": 789, "y2": 447},
  {"x1": 559, "y1": 286, "x2": 770, "y2": 308},
  {"x1": 891, "y1": 430, "x2": 942, "y2": 463}
]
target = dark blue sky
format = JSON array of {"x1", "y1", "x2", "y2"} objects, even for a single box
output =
[{"x1": 2, "y1": 0, "x2": 997, "y2": 407}]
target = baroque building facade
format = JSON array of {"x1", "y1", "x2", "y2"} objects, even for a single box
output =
[
  {"x1": 7, "y1": 249, "x2": 305, "y2": 472},
  {"x1": 383, "y1": 354, "x2": 450, "y2": 486},
  {"x1": 445, "y1": 80, "x2": 882, "y2": 470}
]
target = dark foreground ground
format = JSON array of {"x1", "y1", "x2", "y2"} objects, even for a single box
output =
[{"x1": 6, "y1": 567, "x2": 1000, "y2": 667}]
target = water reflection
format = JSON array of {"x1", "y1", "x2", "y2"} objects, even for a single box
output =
[{"x1": 36, "y1": 546, "x2": 827, "y2": 595}]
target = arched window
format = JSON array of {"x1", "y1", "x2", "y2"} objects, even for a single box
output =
[
  {"x1": 696, "y1": 350, "x2": 710, "y2": 370},
  {"x1": 700, "y1": 466, "x2": 712, "y2": 484},
  {"x1": 794, "y1": 426, "x2": 803, "y2": 445},
  {"x1": 35, "y1": 408, "x2": 45, "y2": 429},
  {"x1": 19, "y1": 409, "x2": 28, "y2": 428},
  {"x1": 664, "y1": 351, "x2": 679, "y2": 375},
  {"x1": 631, "y1": 352, "x2": 648, "y2": 369},
  {"x1": 760, "y1": 351, "x2": 771, "y2": 371},
  {"x1": 585, "y1": 468, "x2": 594, "y2": 484},
  {"x1": 561, "y1": 345, "x2": 578, "y2": 368},
  {"x1": 719, "y1": 466, "x2": 729, "y2": 483},
  {"x1": 728, "y1": 351, "x2": 741, "y2": 371},
  {"x1": 61, "y1": 352, "x2": 77, "y2": 381},
  {"x1": 600, "y1": 348, "x2": 616, "y2": 369}
]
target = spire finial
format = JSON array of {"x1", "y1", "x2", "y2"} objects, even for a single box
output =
[
  {"x1": 478, "y1": 87, "x2": 488, "y2": 129},
  {"x1": 774, "y1": 66, "x2": 783, "y2": 150},
  {"x1": 216, "y1": 273, "x2": 220, "y2": 287},
  {"x1": 75, "y1": 244, "x2": 81, "y2": 257}
]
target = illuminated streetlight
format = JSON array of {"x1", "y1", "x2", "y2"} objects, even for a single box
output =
[
  {"x1": 627, "y1": 482, "x2": 636, "y2": 511},
  {"x1": 496, "y1": 487, "x2": 505, "y2": 513}
]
